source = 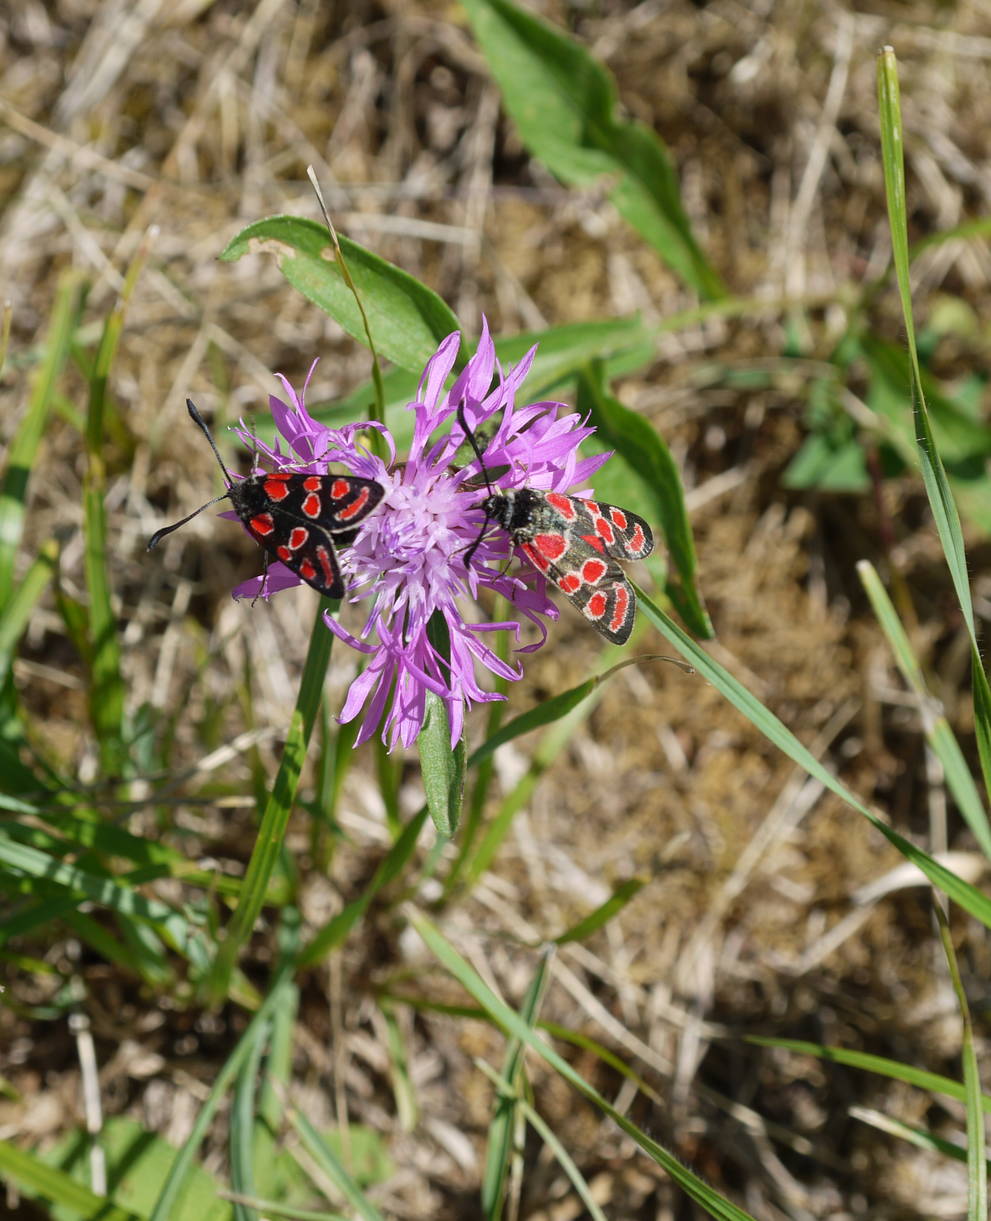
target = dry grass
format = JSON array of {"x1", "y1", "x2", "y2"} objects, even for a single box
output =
[{"x1": 3, "y1": 1, "x2": 991, "y2": 1217}]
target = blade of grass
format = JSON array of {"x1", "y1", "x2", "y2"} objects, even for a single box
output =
[
  {"x1": 877, "y1": 48, "x2": 991, "y2": 813},
  {"x1": 148, "y1": 969, "x2": 296, "y2": 1221},
  {"x1": 632, "y1": 581, "x2": 991, "y2": 927},
  {"x1": 936, "y1": 903, "x2": 987, "y2": 1218},
  {"x1": 204, "y1": 599, "x2": 334, "y2": 1004},
  {"x1": 0, "y1": 539, "x2": 58, "y2": 680},
  {"x1": 0, "y1": 272, "x2": 83, "y2": 606},
  {"x1": 477, "y1": 1060, "x2": 609, "y2": 1221},
  {"x1": 858, "y1": 560, "x2": 991, "y2": 856},
  {"x1": 296, "y1": 805, "x2": 429, "y2": 968},
  {"x1": 286, "y1": 1106, "x2": 387, "y2": 1221},
  {"x1": 481, "y1": 947, "x2": 552, "y2": 1217},
  {"x1": 411, "y1": 911, "x2": 756, "y2": 1220}
]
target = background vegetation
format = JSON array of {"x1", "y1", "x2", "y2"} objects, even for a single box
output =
[{"x1": 2, "y1": 1, "x2": 990, "y2": 1217}]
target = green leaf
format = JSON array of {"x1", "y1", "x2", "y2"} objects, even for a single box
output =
[
  {"x1": 220, "y1": 217, "x2": 460, "y2": 374},
  {"x1": 858, "y1": 560, "x2": 991, "y2": 857},
  {"x1": 460, "y1": 0, "x2": 724, "y2": 299},
  {"x1": 0, "y1": 1135, "x2": 144, "y2": 1221},
  {"x1": 297, "y1": 807, "x2": 430, "y2": 967},
  {"x1": 44, "y1": 1116, "x2": 232, "y2": 1221},
  {"x1": 419, "y1": 691, "x2": 465, "y2": 837}
]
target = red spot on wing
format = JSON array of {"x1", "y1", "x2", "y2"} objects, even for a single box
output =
[
  {"x1": 277, "y1": 545, "x2": 291, "y2": 561},
  {"x1": 558, "y1": 573, "x2": 581, "y2": 593},
  {"x1": 331, "y1": 478, "x2": 349, "y2": 499},
  {"x1": 521, "y1": 541, "x2": 550, "y2": 572},
  {"x1": 289, "y1": 526, "x2": 308, "y2": 549},
  {"x1": 583, "y1": 501, "x2": 600, "y2": 517},
  {"x1": 627, "y1": 524, "x2": 646, "y2": 555},
  {"x1": 610, "y1": 507, "x2": 628, "y2": 529},
  {"x1": 534, "y1": 532, "x2": 567, "y2": 561},
  {"x1": 298, "y1": 559, "x2": 316, "y2": 580},
  {"x1": 302, "y1": 492, "x2": 321, "y2": 518},
  {"x1": 609, "y1": 583, "x2": 630, "y2": 635},
  {"x1": 581, "y1": 557, "x2": 608, "y2": 584},
  {"x1": 250, "y1": 513, "x2": 275, "y2": 536},
  {"x1": 545, "y1": 492, "x2": 577, "y2": 519},
  {"x1": 338, "y1": 485, "x2": 371, "y2": 521},
  {"x1": 580, "y1": 533, "x2": 605, "y2": 553},
  {"x1": 595, "y1": 518, "x2": 615, "y2": 544},
  {"x1": 315, "y1": 545, "x2": 336, "y2": 586},
  {"x1": 585, "y1": 591, "x2": 607, "y2": 620},
  {"x1": 263, "y1": 476, "x2": 290, "y2": 501},
  {"x1": 304, "y1": 476, "x2": 321, "y2": 492}
]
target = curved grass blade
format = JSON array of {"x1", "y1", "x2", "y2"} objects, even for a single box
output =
[
  {"x1": 412, "y1": 911, "x2": 756, "y2": 1220},
  {"x1": 632, "y1": 581, "x2": 991, "y2": 928},
  {"x1": 877, "y1": 48, "x2": 991, "y2": 815}
]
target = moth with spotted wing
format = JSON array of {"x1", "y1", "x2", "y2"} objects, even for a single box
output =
[
  {"x1": 459, "y1": 408, "x2": 653, "y2": 644},
  {"x1": 148, "y1": 399, "x2": 384, "y2": 599}
]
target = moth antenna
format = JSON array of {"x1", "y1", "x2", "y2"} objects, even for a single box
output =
[
  {"x1": 457, "y1": 403, "x2": 493, "y2": 496},
  {"x1": 146, "y1": 490, "x2": 231, "y2": 551},
  {"x1": 458, "y1": 404, "x2": 494, "y2": 571},
  {"x1": 146, "y1": 399, "x2": 236, "y2": 550},
  {"x1": 186, "y1": 398, "x2": 237, "y2": 487}
]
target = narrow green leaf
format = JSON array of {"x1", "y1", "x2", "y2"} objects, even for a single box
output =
[
  {"x1": 297, "y1": 806, "x2": 429, "y2": 967},
  {"x1": 287, "y1": 1107, "x2": 387, "y2": 1221},
  {"x1": 149, "y1": 971, "x2": 296, "y2": 1221},
  {"x1": 632, "y1": 581, "x2": 991, "y2": 928},
  {"x1": 858, "y1": 561, "x2": 991, "y2": 857},
  {"x1": 937, "y1": 904, "x2": 988, "y2": 1218},
  {"x1": 0, "y1": 835, "x2": 207, "y2": 962},
  {"x1": 746, "y1": 1035, "x2": 991, "y2": 1112},
  {"x1": 460, "y1": 0, "x2": 724, "y2": 299},
  {"x1": 0, "y1": 539, "x2": 57, "y2": 679},
  {"x1": 555, "y1": 878, "x2": 646, "y2": 945},
  {"x1": 412, "y1": 912, "x2": 755, "y2": 1220},
  {"x1": 205, "y1": 601, "x2": 333, "y2": 1002},
  {"x1": 0, "y1": 273, "x2": 83, "y2": 605},
  {"x1": 877, "y1": 49, "x2": 991, "y2": 813},
  {"x1": 482, "y1": 948, "x2": 552, "y2": 1217},
  {"x1": 220, "y1": 217, "x2": 460, "y2": 374}
]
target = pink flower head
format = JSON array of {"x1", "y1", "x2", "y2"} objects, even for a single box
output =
[{"x1": 235, "y1": 321, "x2": 609, "y2": 749}]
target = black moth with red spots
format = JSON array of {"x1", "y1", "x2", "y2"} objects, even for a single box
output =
[
  {"x1": 479, "y1": 487, "x2": 653, "y2": 645},
  {"x1": 148, "y1": 399, "x2": 384, "y2": 599},
  {"x1": 457, "y1": 405, "x2": 653, "y2": 645}
]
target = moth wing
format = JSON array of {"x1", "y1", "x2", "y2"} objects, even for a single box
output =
[
  {"x1": 571, "y1": 497, "x2": 654, "y2": 561},
  {"x1": 519, "y1": 538, "x2": 637, "y2": 645}
]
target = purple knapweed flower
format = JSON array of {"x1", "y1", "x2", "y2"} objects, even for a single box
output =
[{"x1": 234, "y1": 320, "x2": 609, "y2": 749}]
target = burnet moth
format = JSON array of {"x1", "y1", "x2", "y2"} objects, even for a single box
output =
[
  {"x1": 459, "y1": 407, "x2": 653, "y2": 645},
  {"x1": 148, "y1": 399, "x2": 384, "y2": 599}
]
